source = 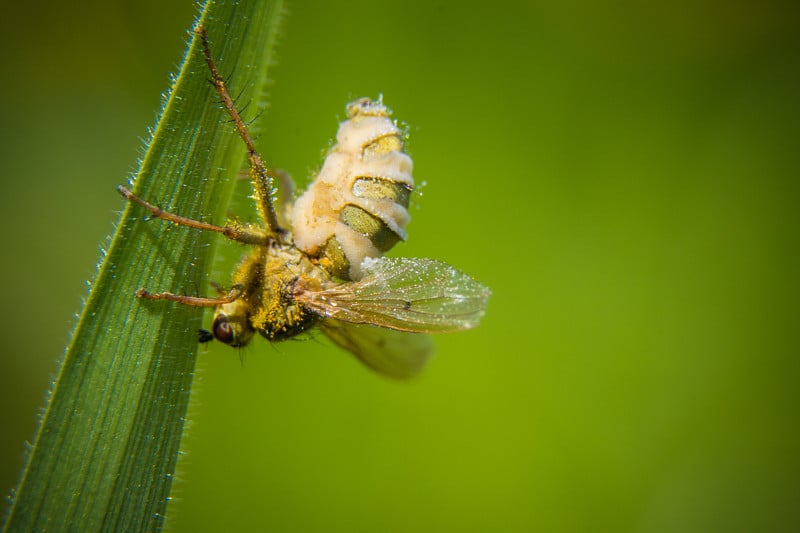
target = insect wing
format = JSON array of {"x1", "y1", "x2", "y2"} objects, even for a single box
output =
[
  {"x1": 320, "y1": 320, "x2": 434, "y2": 379},
  {"x1": 297, "y1": 257, "x2": 490, "y2": 333}
]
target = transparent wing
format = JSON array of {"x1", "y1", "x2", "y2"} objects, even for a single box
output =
[
  {"x1": 297, "y1": 257, "x2": 491, "y2": 333},
  {"x1": 320, "y1": 319, "x2": 434, "y2": 379}
]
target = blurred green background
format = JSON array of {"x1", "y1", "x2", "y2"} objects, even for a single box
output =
[{"x1": 2, "y1": 1, "x2": 799, "y2": 531}]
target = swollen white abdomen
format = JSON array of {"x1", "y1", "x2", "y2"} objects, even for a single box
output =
[{"x1": 290, "y1": 98, "x2": 413, "y2": 280}]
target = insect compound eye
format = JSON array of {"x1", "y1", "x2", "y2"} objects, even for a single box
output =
[
  {"x1": 212, "y1": 315, "x2": 236, "y2": 345},
  {"x1": 198, "y1": 329, "x2": 214, "y2": 344}
]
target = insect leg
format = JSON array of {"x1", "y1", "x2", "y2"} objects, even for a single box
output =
[
  {"x1": 135, "y1": 285, "x2": 244, "y2": 307},
  {"x1": 117, "y1": 185, "x2": 267, "y2": 245},
  {"x1": 194, "y1": 25, "x2": 286, "y2": 240},
  {"x1": 208, "y1": 280, "x2": 228, "y2": 295}
]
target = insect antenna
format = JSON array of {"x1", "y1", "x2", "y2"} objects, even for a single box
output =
[{"x1": 198, "y1": 329, "x2": 214, "y2": 344}]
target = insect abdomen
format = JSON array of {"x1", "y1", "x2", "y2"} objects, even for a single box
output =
[{"x1": 290, "y1": 98, "x2": 413, "y2": 280}]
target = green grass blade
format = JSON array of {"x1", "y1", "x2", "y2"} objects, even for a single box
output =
[{"x1": 2, "y1": 1, "x2": 283, "y2": 530}]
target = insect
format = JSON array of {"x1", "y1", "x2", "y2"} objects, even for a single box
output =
[{"x1": 118, "y1": 25, "x2": 490, "y2": 379}]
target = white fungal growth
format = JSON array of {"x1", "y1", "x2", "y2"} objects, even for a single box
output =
[{"x1": 290, "y1": 97, "x2": 414, "y2": 279}]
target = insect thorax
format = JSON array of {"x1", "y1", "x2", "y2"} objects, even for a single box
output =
[
  {"x1": 216, "y1": 244, "x2": 329, "y2": 342},
  {"x1": 290, "y1": 97, "x2": 413, "y2": 280}
]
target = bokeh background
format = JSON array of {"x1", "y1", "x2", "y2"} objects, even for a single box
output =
[{"x1": 2, "y1": 1, "x2": 799, "y2": 531}]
